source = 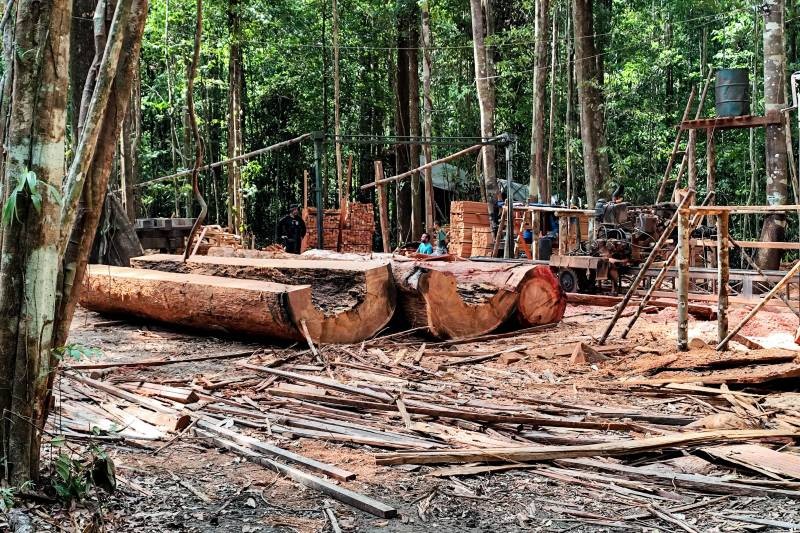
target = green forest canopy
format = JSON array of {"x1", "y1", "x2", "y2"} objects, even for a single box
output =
[{"x1": 130, "y1": 0, "x2": 795, "y2": 246}]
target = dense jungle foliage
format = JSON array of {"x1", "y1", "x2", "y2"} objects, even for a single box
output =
[{"x1": 127, "y1": 0, "x2": 800, "y2": 246}]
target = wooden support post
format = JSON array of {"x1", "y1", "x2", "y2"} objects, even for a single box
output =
[
  {"x1": 303, "y1": 169, "x2": 309, "y2": 210},
  {"x1": 687, "y1": 128, "x2": 697, "y2": 195},
  {"x1": 558, "y1": 215, "x2": 567, "y2": 256},
  {"x1": 717, "y1": 212, "x2": 729, "y2": 348},
  {"x1": 677, "y1": 208, "x2": 691, "y2": 351},
  {"x1": 706, "y1": 130, "x2": 716, "y2": 200},
  {"x1": 374, "y1": 161, "x2": 391, "y2": 253},
  {"x1": 716, "y1": 258, "x2": 800, "y2": 351},
  {"x1": 599, "y1": 191, "x2": 694, "y2": 345}
]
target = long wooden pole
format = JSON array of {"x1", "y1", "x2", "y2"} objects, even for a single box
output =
[
  {"x1": 599, "y1": 190, "x2": 694, "y2": 344},
  {"x1": 361, "y1": 143, "x2": 486, "y2": 189},
  {"x1": 716, "y1": 258, "x2": 800, "y2": 351},
  {"x1": 136, "y1": 133, "x2": 312, "y2": 188},
  {"x1": 716, "y1": 212, "x2": 730, "y2": 347},
  {"x1": 677, "y1": 208, "x2": 691, "y2": 350},
  {"x1": 374, "y1": 161, "x2": 391, "y2": 252}
]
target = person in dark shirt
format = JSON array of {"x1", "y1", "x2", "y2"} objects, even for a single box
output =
[{"x1": 277, "y1": 205, "x2": 306, "y2": 254}]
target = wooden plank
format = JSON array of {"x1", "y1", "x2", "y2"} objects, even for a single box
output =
[
  {"x1": 195, "y1": 419, "x2": 356, "y2": 481},
  {"x1": 703, "y1": 444, "x2": 800, "y2": 480},
  {"x1": 691, "y1": 238, "x2": 800, "y2": 250},
  {"x1": 625, "y1": 361, "x2": 800, "y2": 385},
  {"x1": 561, "y1": 457, "x2": 800, "y2": 500},
  {"x1": 195, "y1": 430, "x2": 396, "y2": 518},
  {"x1": 374, "y1": 429, "x2": 800, "y2": 465},
  {"x1": 239, "y1": 363, "x2": 393, "y2": 402},
  {"x1": 68, "y1": 350, "x2": 255, "y2": 370}
]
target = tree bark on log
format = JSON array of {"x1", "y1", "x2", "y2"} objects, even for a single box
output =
[
  {"x1": 391, "y1": 260, "x2": 543, "y2": 339},
  {"x1": 129, "y1": 254, "x2": 396, "y2": 344},
  {"x1": 80, "y1": 265, "x2": 313, "y2": 341}
]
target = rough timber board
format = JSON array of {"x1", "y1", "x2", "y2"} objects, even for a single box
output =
[
  {"x1": 130, "y1": 254, "x2": 396, "y2": 344},
  {"x1": 80, "y1": 265, "x2": 312, "y2": 340}
]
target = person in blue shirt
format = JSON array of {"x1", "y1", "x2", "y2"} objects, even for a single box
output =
[{"x1": 416, "y1": 233, "x2": 433, "y2": 254}]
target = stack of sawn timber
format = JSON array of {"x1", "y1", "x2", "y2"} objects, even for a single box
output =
[
  {"x1": 448, "y1": 201, "x2": 491, "y2": 257},
  {"x1": 340, "y1": 203, "x2": 375, "y2": 254},
  {"x1": 80, "y1": 253, "x2": 566, "y2": 343},
  {"x1": 302, "y1": 207, "x2": 341, "y2": 251}
]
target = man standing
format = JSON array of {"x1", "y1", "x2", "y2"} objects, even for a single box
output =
[{"x1": 277, "y1": 204, "x2": 306, "y2": 254}]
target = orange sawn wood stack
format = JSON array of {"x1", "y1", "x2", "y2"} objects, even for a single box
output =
[
  {"x1": 302, "y1": 208, "x2": 341, "y2": 251},
  {"x1": 341, "y1": 202, "x2": 375, "y2": 254},
  {"x1": 448, "y1": 201, "x2": 490, "y2": 257},
  {"x1": 470, "y1": 226, "x2": 494, "y2": 257}
]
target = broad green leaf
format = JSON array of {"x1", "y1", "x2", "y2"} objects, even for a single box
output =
[{"x1": 30, "y1": 191, "x2": 42, "y2": 213}]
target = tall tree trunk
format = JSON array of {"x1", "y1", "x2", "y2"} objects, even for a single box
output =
[
  {"x1": 421, "y1": 0, "x2": 435, "y2": 230},
  {"x1": 395, "y1": 4, "x2": 412, "y2": 243},
  {"x1": 0, "y1": 0, "x2": 147, "y2": 484},
  {"x1": 572, "y1": 0, "x2": 609, "y2": 206},
  {"x1": 565, "y1": 3, "x2": 574, "y2": 204},
  {"x1": 470, "y1": 0, "x2": 497, "y2": 213},
  {"x1": 332, "y1": 0, "x2": 343, "y2": 205},
  {"x1": 70, "y1": 0, "x2": 98, "y2": 149},
  {"x1": 529, "y1": 0, "x2": 549, "y2": 202},
  {"x1": 408, "y1": 5, "x2": 422, "y2": 240},
  {"x1": 545, "y1": 8, "x2": 558, "y2": 203},
  {"x1": 227, "y1": 0, "x2": 244, "y2": 234},
  {"x1": 120, "y1": 72, "x2": 140, "y2": 220},
  {"x1": 758, "y1": 0, "x2": 788, "y2": 269}
]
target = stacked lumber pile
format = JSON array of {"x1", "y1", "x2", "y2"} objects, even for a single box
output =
[
  {"x1": 448, "y1": 201, "x2": 490, "y2": 257},
  {"x1": 470, "y1": 226, "x2": 494, "y2": 257},
  {"x1": 303, "y1": 208, "x2": 341, "y2": 251},
  {"x1": 340, "y1": 202, "x2": 375, "y2": 254}
]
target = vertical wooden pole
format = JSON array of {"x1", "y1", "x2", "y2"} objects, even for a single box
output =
[
  {"x1": 677, "y1": 208, "x2": 690, "y2": 351},
  {"x1": 706, "y1": 130, "x2": 716, "y2": 197},
  {"x1": 303, "y1": 169, "x2": 309, "y2": 210},
  {"x1": 558, "y1": 215, "x2": 567, "y2": 255},
  {"x1": 687, "y1": 130, "x2": 697, "y2": 196},
  {"x1": 717, "y1": 211, "x2": 729, "y2": 348},
  {"x1": 374, "y1": 161, "x2": 391, "y2": 253}
]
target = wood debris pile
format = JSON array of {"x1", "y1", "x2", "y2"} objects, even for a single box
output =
[
  {"x1": 448, "y1": 201, "x2": 490, "y2": 257},
  {"x1": 54, "y1": 320, "x2": 800, "y2": 527},
  {"x1": 191, "y1": 225, "x2": 242, "y2": 255}
]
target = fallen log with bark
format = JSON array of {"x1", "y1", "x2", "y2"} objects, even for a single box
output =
[
  {"x1": 391, "y1": 259, "x2": 563, "y2": 339},
  {"x1": 567, "y1": 292, "x2": 716, "y2": 320},
  {"x1": 129, "y1": 254, "x2": 396, "y2": 344},
  {"x1": 79, "y1": 265, "x2": 313, "y2": 340}
]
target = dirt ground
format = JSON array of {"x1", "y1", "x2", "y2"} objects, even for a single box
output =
[{"x1": 10, "y1": 302, "x2": 800, "y2": 532}]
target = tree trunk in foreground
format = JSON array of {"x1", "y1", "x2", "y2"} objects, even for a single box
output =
[
  {"x1": 758, "y1": 0, "x2": 788, "y2": 270},
  {"x1": 409, "y1": 8, "x2": 423, "y2": 241},
  {"x1": 470, "y1": 0, "x2": 497, "y2": 213},
  {"x1": 572, "y1": 0, "x2": 609, "y2": 206},
  {"x1": 529, "y1": 0, "x2": 549, "y2": 202},
  {"x1": 227, "y1": 0, "x2": 244, "y2": 234},
  {"x1": 0, "y1": 0, "x2": 148, "y2": 483}
]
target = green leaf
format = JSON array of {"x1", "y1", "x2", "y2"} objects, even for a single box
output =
[
  {"x1": 2, "y1": 193, "x2": 17, "y2": 226},
  {"x1": 25, "y1": 170, "x2": 37, "y2": 191},
  {"x1": 51, "y1": 435, "x2": 66, "y2": 448},
  {"x1": 30, "y1": 191, "x2": 42, "y2": 213}
]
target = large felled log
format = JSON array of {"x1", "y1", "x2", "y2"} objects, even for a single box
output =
[
  {"x1": 391, "y1": 259, "x2": 538, "y2": 339},
  {"x1": 80, "y1": 265, "x2": 312, "y2": 340},
  {"x1": 567, "y1": 292, "x2": 716, "y2": 320},
  {"x1": 129, "y1": 254, "x2": 395, "y2": 344},
  {"x1": 515, "y1": 265, "x2": 566, "y2": 326}
]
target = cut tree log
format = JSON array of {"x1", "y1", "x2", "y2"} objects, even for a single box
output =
[
  {"x1": 80, "y1": 265, "x2": 313, "y2": 341},
  {"x1": 129, "y1": 254, "x2": 395, "y2": 344},
  {"x1": 391, "y1": 259, "x2": 550, "y2": 339},
  {"x1": 515, "y1": 265, "x2": 566, "y2": 326}
]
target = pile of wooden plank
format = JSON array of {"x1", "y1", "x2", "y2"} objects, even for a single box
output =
[
  {"x1": 192, "y1": 225, "x2": 242, "y2": 255},
  {"x1": 340, "y1": 202, "x2": 375, "y2": 254},
  {"x1": 448, "y1": 201, "x2": 490, "y2": 257},
  {"x1": 302, "y1": 208, "x2": 341, "y2": 251},
  {"x1": 470, "y1": 226, "x2": 494, "y2": 257}
]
